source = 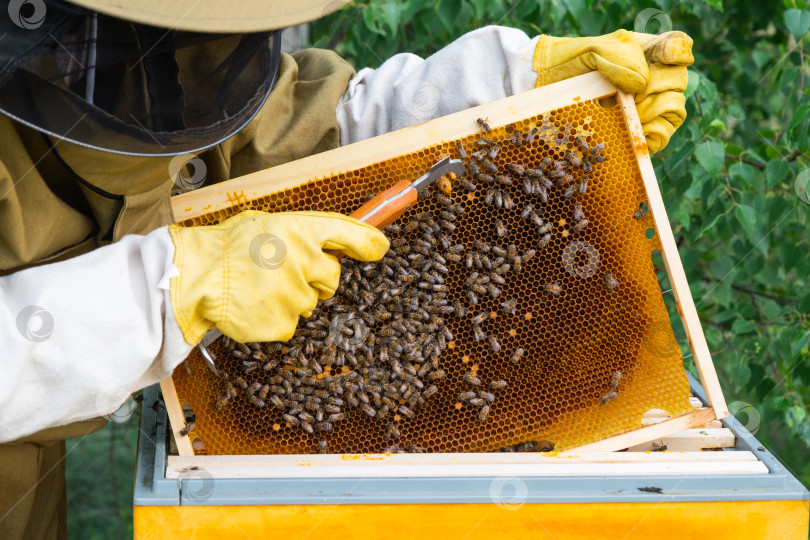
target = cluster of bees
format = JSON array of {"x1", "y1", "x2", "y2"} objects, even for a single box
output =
[{"x1": 208, "y1": 119, "x2": 625, "y2": 451}]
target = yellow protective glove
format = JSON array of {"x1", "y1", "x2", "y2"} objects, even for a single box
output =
[
  {"x1": 533, "y1": 29, "x2": 694, "y2": 153},
  {"x1": 169, "y1": 210, "x2": 390, "y2": 345}
]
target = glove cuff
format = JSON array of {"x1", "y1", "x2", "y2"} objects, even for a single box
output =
[
  {"x1": 169, "y1": 224, "x2": 223, "y2": 345},
  {"x1": 533, "y1": 34, "x2": 557, "y2": 88}
]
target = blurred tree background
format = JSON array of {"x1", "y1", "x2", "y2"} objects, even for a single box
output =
[
  {"x1": 67, "y1": 0, "x2": 809, "y2": 536},
  {"x1": 311, "y1": 0, "x2": 810, "y2": 485}
]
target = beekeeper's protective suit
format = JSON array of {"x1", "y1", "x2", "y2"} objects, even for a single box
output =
[{"x1": 0, "y1": 0, "x2": 693, "y2": 537}]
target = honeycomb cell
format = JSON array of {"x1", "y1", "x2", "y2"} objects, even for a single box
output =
[{"x1": 173, "y1": 99, "x2": 693, "y2": 455}]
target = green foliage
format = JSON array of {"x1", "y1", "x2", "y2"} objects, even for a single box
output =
[{"x1": 312, "y1": 0, "x2": 810, "y2": 486}]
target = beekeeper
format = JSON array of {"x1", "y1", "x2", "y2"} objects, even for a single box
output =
[{"x1": 0, "y1": 0, "x2": 693, "y2": 537}]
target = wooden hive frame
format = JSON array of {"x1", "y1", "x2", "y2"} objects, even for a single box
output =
[{"x1": 161, "y1": 71, "x2": 728, "y2": 458}]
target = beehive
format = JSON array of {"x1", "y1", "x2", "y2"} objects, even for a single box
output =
[{"x1": 166, "y1": 73, "x2": 725, "y2": 456}]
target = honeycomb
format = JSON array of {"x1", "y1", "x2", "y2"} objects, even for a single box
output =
[{"x1": 173, "y1": 97, "x2": 694, "y2": 455}]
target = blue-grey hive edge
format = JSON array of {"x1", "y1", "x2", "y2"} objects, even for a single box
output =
[{"x1": 133, "y1": 374, "x2": 809, "y2": 506}]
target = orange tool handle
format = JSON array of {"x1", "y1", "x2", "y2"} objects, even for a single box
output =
[{"x1": 349, "y1": 180, "x2": 417, "y2": 229}]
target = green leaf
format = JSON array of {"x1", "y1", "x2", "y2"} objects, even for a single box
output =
[
  {"x1": 735, "y1": 204, "x2": 758, "y2": 245},
  {"x1": 695, "y1": 140, "x2": 725, "y2": 175},
  {"x1": 714, "y1": 279, "x2": 733, "y2": 308},
  {"x1": 684, "y1": 70, "x2": 701, "y2": 99},
  {"x1": 732, "y1": 319, "x2": 757, "y2": 334},
  {"x1": 710, "y1": 255, "x2": 735, "y2": 279},
  {"x1": 789, "y1": 103, "x2": 810, "y2": 133},
  {"x1": 784, "y1": 8, "x2": 810, "y2": 40},
  {"x1": 799, "y1": 293, "x2": 810, "y2": 314},
  {"x1": 436, "y1": 0, "x2": 460, "y2": 31},
  {"x1": 766, "y1": 159, "x2": 790, "y2": 189}
]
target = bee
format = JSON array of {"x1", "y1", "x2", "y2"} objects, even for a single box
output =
[
  {"x1": 440, "y1": 220, "x2": 456, "y2": 231},
  {"x1": 654, "y1": 265, "x2": 663, "y2": 274},
  {"x1": 182, "y1": 360, "x2": 192, "y2": 376},
  {"x1": 249, "y1": 396, "x2": 266, "y2": 408},
  {"x1": 507, "y1": 163, "x2": 526, "y2": 176},
  {"x1": 633, "y1": 206, "x2": 646, "y2": 219},
  {"x1": 502, "y1": 192, "x2": 515, "y2": 210},
  {"x1": 488, "y1": 335, "x2": 501, "y2": 352},
  {"x1": 573, "y1": 201, "x2": 585, "y2": 221},
  {"x1": 600, "y1": 391, "x2": 618, "y2": 405},
  {"x1": 479, "y1": 391, "x2": 496, "y2": 403},
  {"x1": 483, "y1": 159, "x2": 498, "y2": 174},
  {"x1": 478, "y1": 174, "x2": 494, "y2": 184},
  {"x1": 463, "y1": 373, "x2": 482, "y2": 386},
  {"x1": 460, "y1": 178, "x2": 476, "y2": 191},
  {"x1": 318, "y1": 440, "x2": 329, "y2": 453},
  {"x1": 436, "y1": 193, "x2": 452, "y2": 206},
  {"x1": 484, "y1": 188, "x2": 496, "y2": 205},
  {"x1": 590, "y1": 142, "x2": 606, "y2": 155},
  {"x1": 478, "y1": 405, "x2": 490, "y2": 423},
  {"x1": 213, "y1": 393, "x2": 230, "y2": 411},
  {"x1": 431, "y1": 370, "x2": 447, "y2": 381},
  {"x1": 575, "y1": 136, "x2": 589, "y2": 152},
  {"x1": 538, "y1": 156, "x2": 552, "y2": 170},
  {"x1": 488, "y1": 145, "x2": 500, "y2": 159},
  {"x1": 523, "y1": 177, "x2": 534, "y2": 195},
  {"x1": 501, "y1": 298, "x2": 518, "y2": 314},
  {"x1": 604, "y1": 272, "x2": 619, "y2": 290},
  {"x1": 579, "y1": 177, "x2": 588, "y2": 195},
  {"x1": 495, "y1": 174, "x2": 512, "y2": 186},
  {"x1": 472, "y1": 311, "x2": 489, "y2": 325},
  {"x1": 470, "y1": 398, "x2": 485, "y2": 406},
  {"x1": 530, "y1": 213, "x2": 543, "y2": 228},
  {"x1": 424, "y1": 385, "x2": 439, "y2": 398},
  {"x1": 513, "y1": 255, "x2": 523, "y2": 273},
  {"x1": 495, "y1": 220, "x2": 508, "y2": 238},
  {"x1": 179, "y1": 422, "x2": 195, "y2": 437},
  {"x1": 564, "y1": 185, "x2": 577, "y2": 199},
  {"x1": 538, "y1": 221, "x2": 554, "y2": 235},
  {"x1": 571, "y1": 219, "x2": 589, "y2": 233},
  {"x1": 537, "y1": 185, "x2": 548, "y2": 203},
  {"x1": 472, "y1": 325, "x2": 486, "y2": 342},
  {"x1": 476, "y1": 136, "x2": 493, "y2": 147},
  {"x1": 398, "y1": 405, "x2": 415, "y2": 419},
  {"x1": 495, "y1": 189, "x2": 504, "y2": 208},
  {"x1": 610, "y1": 370, "x2": 623, "y2": 389},
  {"x1": 476, "y1": 117, "x2": 492, "y2": 132},
  {"x1": 490, "y1": 380, "x2": 508, "y2": 390},
  {"x1": 521, "y1": 204, "x2": 534, "y2": 219},
  {"x1": 565, "y1": 150, "x2": 582, "y2": 167},
  {"x1": 453, "y1": 140, "x2": 468, "y2": 160},
  {"x1": 385, "y1": 423, "x2": 401, "y2": 440},
  {"x1": 544, "y1": 282, "x2": 562, "y2": 295},
  {"x1": 537, "y1": 234, "x2": 551, "y2": 250}
]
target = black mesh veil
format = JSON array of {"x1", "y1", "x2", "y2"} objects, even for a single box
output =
[{"x1": 0, "y1": 0, "x2": 282, "y2": 156}]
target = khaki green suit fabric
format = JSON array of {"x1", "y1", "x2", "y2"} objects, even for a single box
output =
[{"x1": 0, "y1": 49, "x2": 353, "y2": 539}]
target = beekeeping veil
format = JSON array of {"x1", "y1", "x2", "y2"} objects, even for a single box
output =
[{"x1": 0, "y1": 0, "x2": 349, "y2": 156}]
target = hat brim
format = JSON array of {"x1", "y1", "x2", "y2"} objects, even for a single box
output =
[{"x1": 62, "y1": 0, "x2": 350, "y2": 32}]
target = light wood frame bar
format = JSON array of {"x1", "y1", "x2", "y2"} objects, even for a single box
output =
[{"x1": 161, "y1": 71, "x2": 728, "y2": 459}]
